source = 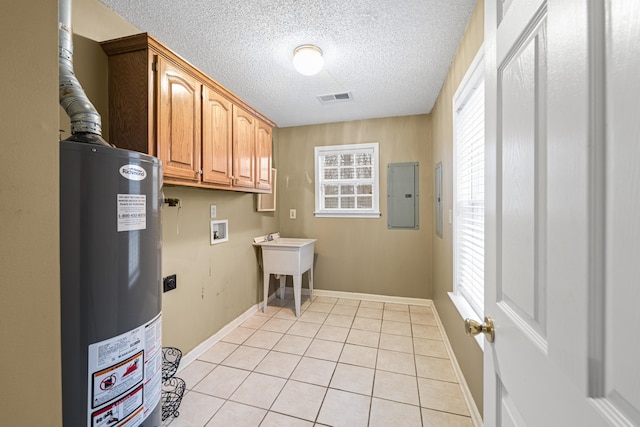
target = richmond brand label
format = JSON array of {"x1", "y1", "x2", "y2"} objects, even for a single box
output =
[{"x1": 119, "y1": 165, "x2": 147, "y2": 181}]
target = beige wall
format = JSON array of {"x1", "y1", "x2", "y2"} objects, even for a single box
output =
[
  {"x1": 431, "y1": 0, "x2": 485, "y2": 413},
  {"x1": 1, "y1": 1, "x2": 62, "y2": 425},
  {"x1": 276, "y1": 116, "x2": 433, "y2": 298},
  {"x1": 161, "y1": 186, "x2": 278, "y2": 352}
]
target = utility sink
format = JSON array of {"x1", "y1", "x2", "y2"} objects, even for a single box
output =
[{"x1": 254, "y1": 233, "x2": 316, "y2": 317}]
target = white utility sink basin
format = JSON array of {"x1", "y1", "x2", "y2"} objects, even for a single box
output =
[{"x1": 254, "y1": 234, "x2": 316, "y2": 317}]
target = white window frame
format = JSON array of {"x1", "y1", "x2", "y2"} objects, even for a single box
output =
[
  {"x1": 449, "y1": 46, "x2": 485, "y2": 348},
  {"x1": 314, "y1": 142, "x2": 381, "y2": 218}
]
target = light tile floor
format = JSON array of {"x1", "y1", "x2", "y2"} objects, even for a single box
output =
[{"x1": 164, "y1": 295, "x2": 475, "y2": 427}]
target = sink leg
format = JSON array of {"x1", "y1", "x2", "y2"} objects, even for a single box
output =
[
  {"x1": 293, "y1": 274, "x2": 302, "y2": 317},
  {"x1": 308, "y1": 268, "x2": 314, "y2": 301},
  {"x1": 263, "y1": 272, "x2": 270, "y2": 313},
  {"x1": 279, "y1": 275, "x2": 286, "y2": 300}
]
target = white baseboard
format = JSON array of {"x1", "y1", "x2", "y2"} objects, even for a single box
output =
[
  {"x1": 274, "y1": 285, "x2": 432, "y2": 307},
  {"x1": 176, "y1": 302, "x2": 260, "y2": 372},
  {"x1": 178, "y1": 288, "x2": 430, "y2": 371},
  {"x1": 312, "y1": 288, "x2": 432, "y2": 306},
  {"x1": 178, "y1": 291, "x2": 282, "y2": 371},
  {"x1": 431, "y1": 303, "x2": 483, "y2": 426}
]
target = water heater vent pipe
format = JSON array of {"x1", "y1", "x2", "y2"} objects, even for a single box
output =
[{"x1": 59, "y1": 0, "x2": 109, "y2": 146}]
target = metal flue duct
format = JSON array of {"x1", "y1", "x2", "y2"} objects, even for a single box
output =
[{"x1": 59, "y1": 0, "x2": 109, "y2": 146}]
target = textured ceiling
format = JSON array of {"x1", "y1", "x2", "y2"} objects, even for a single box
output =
[{"x1": 97, "y1": 0, "x2": 476, "y2": 128}]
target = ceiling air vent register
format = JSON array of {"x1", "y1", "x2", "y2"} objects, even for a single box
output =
[{"x1": 317, "y1": 92, "x2": 353, "y2": 104}]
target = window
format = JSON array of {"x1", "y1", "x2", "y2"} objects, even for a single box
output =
[
  {"x1": 314, "y1": 142, "x2": 380, "y2": 218},
  {"x1": 451, "y1": 48, "x2": 485, "y2": 321}
]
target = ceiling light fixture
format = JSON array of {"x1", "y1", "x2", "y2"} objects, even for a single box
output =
[{"x1": 293, "y1": 44, "x2": 324, "y2": 76}]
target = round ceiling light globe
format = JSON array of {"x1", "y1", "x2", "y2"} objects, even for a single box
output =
[{"x1": 293, "y1": 45, "x2": 324, "y2": 76}]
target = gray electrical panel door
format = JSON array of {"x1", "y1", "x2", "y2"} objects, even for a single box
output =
[
  {"x1": 435, "y1": 162, "x2": 443, "y2": 237},
  {"x1": 387, "y1": 162, "x2": 419, "y2": 229}
]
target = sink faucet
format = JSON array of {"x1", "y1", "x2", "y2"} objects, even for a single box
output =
[{"x1": 264, "y1": 232, "x2": 280, "y2": 242}]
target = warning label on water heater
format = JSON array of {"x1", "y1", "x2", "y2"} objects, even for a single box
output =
[
  {"x1": 117, "y1": 194, "x2": 146, "y2": 232},
  {"x1": 87, "y1": 313, "x2": 162, "y2": 427}
]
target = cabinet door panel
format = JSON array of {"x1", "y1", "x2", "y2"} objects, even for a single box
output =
[
  {"x1": 255, "y1": 119, "x2": 272, "y2": 191},
  {"x1": 232, "y1": 105, "x2": 255, "y2": 188},
  {"x1": 202, "y1": 86, "x2": 232, "y2": 186},
  {"x1": 158, "y1": 59, "x2": 201, "y2": 181}
]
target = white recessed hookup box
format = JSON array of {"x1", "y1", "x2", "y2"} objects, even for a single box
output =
[{"x1": 210, "y1": 219, "x2": 228, "y2": 245}]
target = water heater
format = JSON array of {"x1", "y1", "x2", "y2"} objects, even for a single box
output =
[{"x1": 60, "y1": 140, "x2": 162, "y2": 426}]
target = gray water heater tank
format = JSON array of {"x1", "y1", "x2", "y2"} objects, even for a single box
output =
[{"x1": 60, "y1": 140, "x2": 163, "y2": 426}]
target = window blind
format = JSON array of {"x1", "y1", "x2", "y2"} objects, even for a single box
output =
[{"x1": 455, "y1": 80, "x2": 485, "y2": 317}]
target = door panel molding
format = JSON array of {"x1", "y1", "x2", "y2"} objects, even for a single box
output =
[
  {"x1": 497, "y1": 378, "x2": 527, "y2": 427},
  {"x1": 497, "y1": 11, "x2": 548, "y2": 340}
]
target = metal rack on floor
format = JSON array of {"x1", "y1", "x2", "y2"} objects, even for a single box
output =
[{"x1": 161, "y1": 347, "x2": 185, "y2": 421}]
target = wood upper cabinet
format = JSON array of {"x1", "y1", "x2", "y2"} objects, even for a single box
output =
[
  {"x1": 202, "y1": 85, "x2": 233, "y2": 186},
  {"x1": 255, "y1": 119, "x2": 273, "y2": 191},
  {"x1": 158, "y1": 57, "x2": 201, "y2": 182},
  {"x1": 101, "y1": 33, "x2": 275, "y2": 193},
  {"x1": 232, "y1": 105, "x2": 256, "y2": 189}
]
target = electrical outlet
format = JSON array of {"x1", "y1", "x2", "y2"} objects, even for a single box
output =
[
  {"x1": 163, "y1": 274, "x2": 177, "y2": 293},
  {"x1": 289, "y1": 209, "x2": 296, "y2": 219}
]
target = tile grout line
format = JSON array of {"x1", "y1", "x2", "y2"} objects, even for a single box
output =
[
  {"x1": 173, "y1": 296, "x2": 476, "y2": 426},
  {"x1": 260, "y1": 296, "x2": 333, "y2": 425}
]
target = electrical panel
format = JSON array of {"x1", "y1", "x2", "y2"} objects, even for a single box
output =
[{"x1": 387, "y1": 162, "x2": 419, "y2": 229}]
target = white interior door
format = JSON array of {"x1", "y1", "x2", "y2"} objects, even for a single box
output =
[{"x1": 483, "y1": 0, "x2": 640, "y2": 425}]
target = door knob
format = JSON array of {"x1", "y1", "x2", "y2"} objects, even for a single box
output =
[{"x1": 465, "y1": 317, "x2": 495, "y2": 343}]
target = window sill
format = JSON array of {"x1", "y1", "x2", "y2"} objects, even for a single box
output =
[
  {"x1": 314, "y1": 211, "x2": 381, "y2": 218},
  {"x1": 448, "y1": 292, "x2": 484, "y2": 351}
]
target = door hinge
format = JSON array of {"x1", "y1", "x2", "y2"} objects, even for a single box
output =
[{"x1": 151, "y1": 61, "x2": 158, "y2": 72}]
